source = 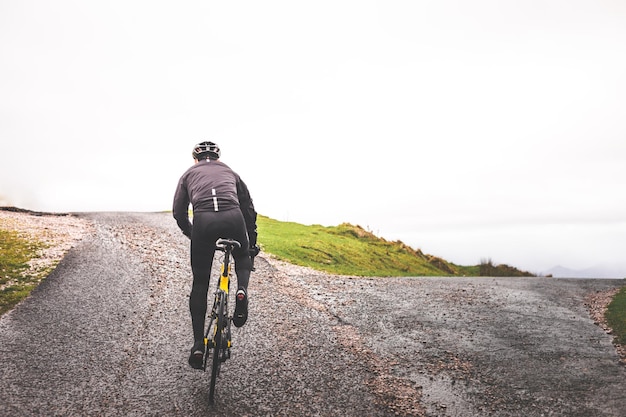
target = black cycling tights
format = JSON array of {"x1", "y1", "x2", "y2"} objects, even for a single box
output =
[{"x1": 189, "y1": 209, "x2": 252, "y2": 342}]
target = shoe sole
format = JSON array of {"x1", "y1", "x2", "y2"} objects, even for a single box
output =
[
  {"x1": 189, "y1": 352, "x2": 204, "y2": 369},
  {"x1": 233, "y1": 312, "x2": 247, "y2": 327},
  {"x1": 234, "y1": 292, "x2": 248, "y2": 327}
]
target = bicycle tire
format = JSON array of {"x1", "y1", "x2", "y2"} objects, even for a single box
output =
[{"x1": 209, "y1": 292, "x2": 226, "y2": 404}]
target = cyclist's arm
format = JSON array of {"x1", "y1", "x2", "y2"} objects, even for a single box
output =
[
  {"x1": 173, "y1": 177, "x2": 193, "y2": 238},
  {"x1": 236, "y1": 177, "x2": 258, "y2": 247}
]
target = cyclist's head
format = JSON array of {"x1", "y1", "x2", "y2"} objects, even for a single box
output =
[{"x1": 192, "y1": 141, "x2": 221, "y2": 160}]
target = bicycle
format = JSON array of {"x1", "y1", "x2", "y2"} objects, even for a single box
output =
[
  {"x1": 202, "y1": 238, "x2": 259, "y2": 404},
  {"x1": 201, "y1": 238, "x2": 237, "y2": 404}
]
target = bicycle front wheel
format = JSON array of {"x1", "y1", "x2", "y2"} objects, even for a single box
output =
[{"x1": 209, "y1": 292, "x2": 226, "y2": 404}]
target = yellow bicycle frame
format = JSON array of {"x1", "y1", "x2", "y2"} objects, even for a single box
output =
[
  {"x1": 204, "y1": 248, "x2": 234, "y2": 352},
  {"x1": 219, "y1": 263, "x2": 232, "y2": 348},
  {"x1": 219, "y1": 264, "x2": 230, "y2": 293}
]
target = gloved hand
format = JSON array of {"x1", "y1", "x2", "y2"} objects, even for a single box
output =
[{"x1": 249, "y1": 244, "x2": 260, "y2": 271}]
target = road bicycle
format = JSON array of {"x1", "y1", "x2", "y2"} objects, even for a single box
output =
[
  {"x1": 201, "y1": 238, "x2": 238, "y2": 404},
  {"x1": 202, "y1": 238, "x2": 259, "y2": 405}
]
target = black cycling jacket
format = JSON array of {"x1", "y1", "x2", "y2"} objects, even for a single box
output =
[{"x1": 172, "y1": 159, "x2": 257, "y2": 245}]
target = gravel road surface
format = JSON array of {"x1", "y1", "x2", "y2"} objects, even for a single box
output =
[{"x1": 1, "y1": 212, "x2": 625, "y2": 416}]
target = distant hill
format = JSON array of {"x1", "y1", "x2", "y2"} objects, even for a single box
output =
[{"x1": 545, "y1": 265, "x2": 626, "y2": 279}]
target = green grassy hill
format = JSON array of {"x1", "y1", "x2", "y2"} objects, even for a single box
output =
[{"x1": 257, "y1": 215, "x2": 534, "y2": 277}]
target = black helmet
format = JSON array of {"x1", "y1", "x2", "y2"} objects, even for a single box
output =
[{"x1": 192, "y1": 141, "x2": 221, "y2": 160}]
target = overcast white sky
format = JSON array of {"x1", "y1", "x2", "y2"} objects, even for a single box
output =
[{"x1": 1, "y1": 0, "x2": 625, "y2": 275}]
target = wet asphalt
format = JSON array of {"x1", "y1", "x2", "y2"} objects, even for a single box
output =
[{"x1": 1, "y1": 212, "x2": 625, "y2": 416}]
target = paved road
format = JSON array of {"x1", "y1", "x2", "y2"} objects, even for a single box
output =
[{"x1": 1, "y1": 212, "x2": 625, "y2": 416}]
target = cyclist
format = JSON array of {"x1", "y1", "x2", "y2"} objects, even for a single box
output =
[{"x1": 173, "y1": 141, "x2": 258, "y2": 369}]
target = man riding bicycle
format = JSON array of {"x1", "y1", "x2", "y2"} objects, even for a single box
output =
[{"x1": 172, "y1": 141, "x2": 258, "y2": 369}]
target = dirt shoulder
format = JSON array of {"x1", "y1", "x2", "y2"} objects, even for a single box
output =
[
  {"x1": 0, "y1": 207, "x2": 92, "y2": 284},
  {"x1": 585, "y1": 287, "x2": 626, "y2": 364}
]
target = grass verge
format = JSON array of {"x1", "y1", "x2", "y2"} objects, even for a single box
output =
[
  {"x1": 0, "y1": 229, "x2": 48, "y2": 315},
  {"x1": 606, "y1": 287, "x2": 626, "y2": 345}
]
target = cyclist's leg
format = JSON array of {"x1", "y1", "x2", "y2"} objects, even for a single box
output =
[
  {"x1": 221, "y1": 209, "x2": 253, "y2": 327},
  {"x1": 227, "y1": 211, "x2": 253, "y2": 282},
  {"x1": 189, "y1": 212, "x2": 219, "y2": 343},
  {"x1": 188, "y1": 235, "x2": 213, "y2": 369}
]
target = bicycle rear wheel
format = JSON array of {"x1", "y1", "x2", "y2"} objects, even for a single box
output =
[{"x1": 209, "y1": 292, "x2": 226, "y2": 404}]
